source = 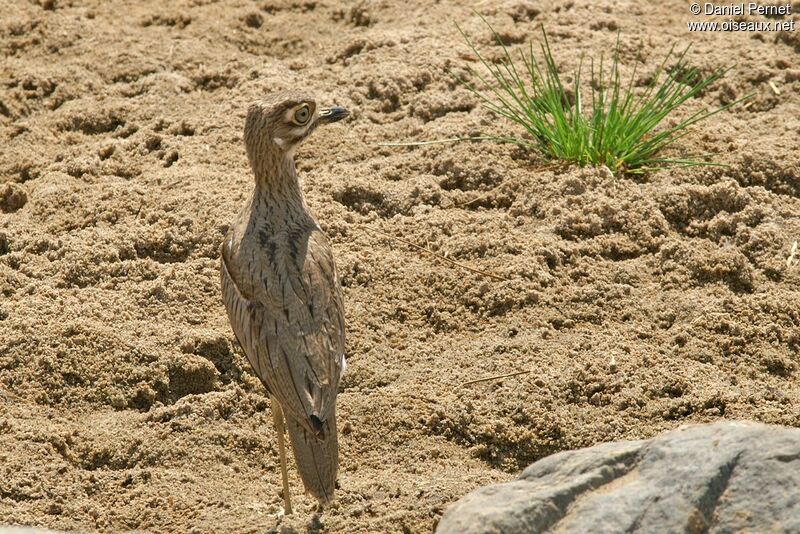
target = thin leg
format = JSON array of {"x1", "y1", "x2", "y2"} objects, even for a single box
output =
[{"x1": 270, "y1": 395, "x2": 293, "y2": 515}]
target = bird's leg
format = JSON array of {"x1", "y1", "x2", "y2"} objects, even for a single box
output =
[{"x1": 270, "y1": 395, "x2": 293, "y2": 515}]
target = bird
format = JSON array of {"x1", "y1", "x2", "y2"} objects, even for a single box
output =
[{"x1": 219, "y1": 92, "x2": 348, "y2": 514}]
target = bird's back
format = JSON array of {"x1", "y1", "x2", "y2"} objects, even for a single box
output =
[{"x1": 221, "y1": 201, "x2": 345, "y2": 502}]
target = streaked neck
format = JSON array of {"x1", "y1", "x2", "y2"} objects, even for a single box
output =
[{"x1": 250, "y1": 150, "x2": 305, "y2": 208}]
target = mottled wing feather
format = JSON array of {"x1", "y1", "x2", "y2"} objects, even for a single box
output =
[{"x1": 220, "y1": 229, "x2": 345, "y2": 434}]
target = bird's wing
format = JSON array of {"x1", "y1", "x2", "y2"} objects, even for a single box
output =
[{"x1": 221, "y1": 228, "x2": 345, "y2": 436}]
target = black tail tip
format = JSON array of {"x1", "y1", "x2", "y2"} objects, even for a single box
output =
[{"x1": 309, "y1": 415, "x2": 325, "y2": 439}]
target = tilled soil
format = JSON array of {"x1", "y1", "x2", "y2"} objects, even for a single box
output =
[{"x1": 1, "y1": 0, "x2": 799, "y2": 532}]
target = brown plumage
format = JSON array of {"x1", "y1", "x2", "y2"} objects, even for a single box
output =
[{"x1": 220, "y1": 92, "x2": 348, "y2": 510}]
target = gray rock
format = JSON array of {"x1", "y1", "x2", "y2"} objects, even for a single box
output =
[{"x1": 437, "y1": 421, "x2": 800, "y2": 534}]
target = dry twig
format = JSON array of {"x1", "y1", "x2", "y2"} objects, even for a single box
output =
[
  {"x1": 0, "y1": 387, "x2": 24, "y2": 403},
  {"x1": 363, "y1": 227, "x2": 510, "y2": 282},
  {"x1": 787, "y1": 240, "x2": 798, "y2": 268},
  {"x1": 374, "y1": 136, "x2": 497, "y2": 148},
  {"x1": 462, "y1": 370, "x2": 531, "y2": 386}
]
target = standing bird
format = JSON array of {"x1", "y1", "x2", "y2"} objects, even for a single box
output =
[{"x1": 220, "y1": 92, "x2": 348, "y2": 514}]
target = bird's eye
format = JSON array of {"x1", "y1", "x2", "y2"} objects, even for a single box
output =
[{"x1": 293, "y1": 105, "x2": 311, "y2": 125}]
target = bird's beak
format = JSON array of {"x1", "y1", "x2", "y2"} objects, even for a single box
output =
[{"x1": 318, "y1": 106, "x2": 349, "y2": 124}]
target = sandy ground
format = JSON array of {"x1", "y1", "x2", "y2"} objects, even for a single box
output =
[{"x1": 1, "y1": 0, "x2": 799, "y2": 532}]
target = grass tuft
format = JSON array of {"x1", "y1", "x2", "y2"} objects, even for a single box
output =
[{"x1": 455, "y1": 18, "x2": 750, "y2": 174}]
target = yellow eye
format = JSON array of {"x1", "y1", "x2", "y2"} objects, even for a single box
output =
[{"x1": 293, "y1": 105, "x2": 311, "y2": 125}]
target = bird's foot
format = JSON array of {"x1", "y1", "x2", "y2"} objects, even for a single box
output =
[{"x1": 307, "y1": 511, "x2": 324, "y2": 534}]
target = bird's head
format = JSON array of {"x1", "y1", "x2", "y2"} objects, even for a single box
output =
[{"x1": 244, "y1": 92, "x2": 348, "y2": 163}]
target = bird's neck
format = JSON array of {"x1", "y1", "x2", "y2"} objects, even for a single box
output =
[{"x1": 250, "y1": 151, "x2": 305, "y2": 210}]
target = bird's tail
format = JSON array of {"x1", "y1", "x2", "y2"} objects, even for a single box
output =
[{"x1": 285, "y1": 409, "x2": 338, "y2": 504}]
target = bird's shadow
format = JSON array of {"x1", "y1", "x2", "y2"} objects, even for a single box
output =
[{"x1": 268, "y1": 508, "x2": 325, "y2": 534}]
